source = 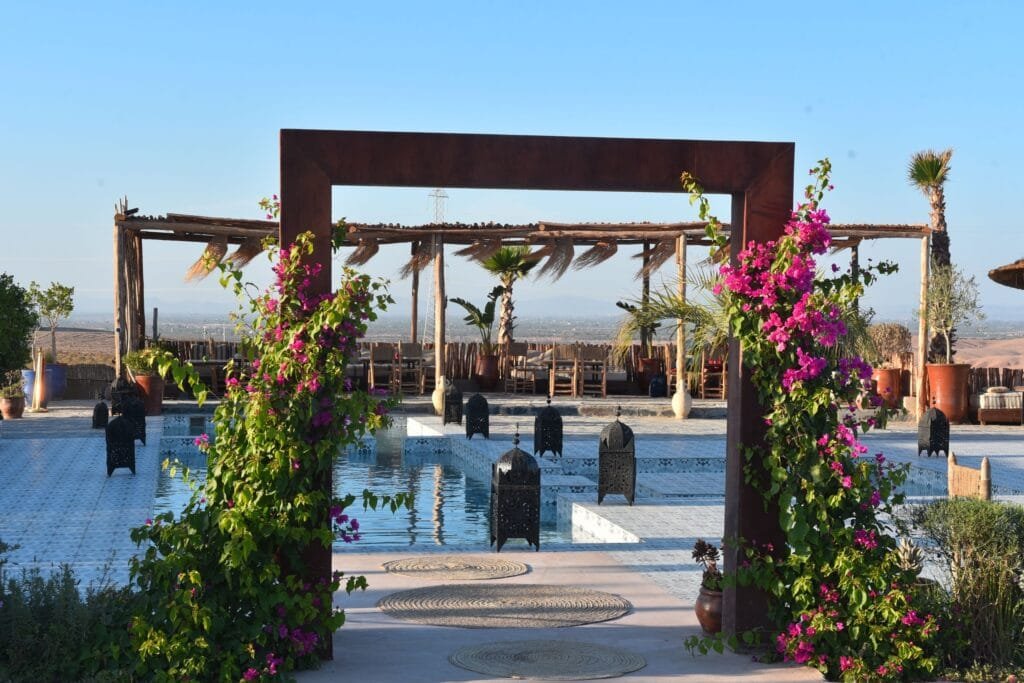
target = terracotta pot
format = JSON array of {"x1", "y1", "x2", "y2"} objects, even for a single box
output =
[
  {"x1": 1, "y1": 396, "x2": 25, "y2": 419},
  {"x1": 694, "y1": 586, "x2": 723, "y2": 634},
  {"x1": 926, "y1": 363, "x2": 971, "y2": 424},
  {"x1": 474, "y1": 355, "x2": 499, "y2": 391},
  {"x1": 871, "y1": 368, "x2": 903, "y2": 409},
  {"x1": 636, "y1": 357, "x2": 662, "y2": 391},
  {"x1": 134, "y1": 375, "x2": 165, "y2": 416}
]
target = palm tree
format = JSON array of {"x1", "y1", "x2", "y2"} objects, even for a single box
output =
[
  {"x1": 908, "y1": 148, "x2": 954, "y2": 360},
  {"x1": 481, "y1": 246, "x2": 538, "y2": 345},
  {"x1": 613, "y1": 266, "x2": 729, "y2": 387}
]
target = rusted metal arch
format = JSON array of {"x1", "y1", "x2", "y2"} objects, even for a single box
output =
[{"x1": 278, "y1": 129, "x2": 793, "y2": 652}]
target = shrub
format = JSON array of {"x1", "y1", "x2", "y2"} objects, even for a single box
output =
[
  {"x1": 868, "y1": 323, "x2": 911, "y2": 368},
  {"x1": 0, "y1": 541, "x2": 137, "y2": 682},
  {"x1": 0, "y1": 273, "x2": 38, "y2": 376},
  {"x1": 911, "y1": 498, "x2": 1024, "y2": 671}
]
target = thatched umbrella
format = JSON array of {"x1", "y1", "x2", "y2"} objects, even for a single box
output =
[{"x1": 988, "y1": 259, "x2": 1024, "y2": 290}]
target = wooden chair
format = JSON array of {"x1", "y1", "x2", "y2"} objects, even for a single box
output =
[
  {"x1": 550, "y1": 344, "x2": 579, "y2": 397},
  {"x1": 700, "y1": 358, "x2": 725, "y2": 399},
  {"x1": 399, "y1": 342, "x2": 426, "y2": 395},
  {"x1": 947, "y1": 452, "x2": 991, "y2": 500},
  {"x1": 578, "y1": 345, "x2": 608, "y2": 397},
  {"x1": 368, "y1": 343, "x2": 400, "y2": 394}
]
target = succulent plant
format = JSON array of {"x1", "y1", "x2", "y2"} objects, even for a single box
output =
[{"x1": 896, "y1": 537, "x2": 925, "y2": 576}]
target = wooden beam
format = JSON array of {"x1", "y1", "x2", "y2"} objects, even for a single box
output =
[
  {"x1": 137, "y1": 231, "x2": 253, "y2": 245},
  {"x1": 119, "y1": 220, "x2": 274, "y2": 239}
]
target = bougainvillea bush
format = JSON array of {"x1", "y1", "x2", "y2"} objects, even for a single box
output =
[
  {"x1": 129, "y1": 231, "x2": 409, "y2": 681},
  {"x1": 682, "y1": 161, "x2": 941, "y2": 682}
]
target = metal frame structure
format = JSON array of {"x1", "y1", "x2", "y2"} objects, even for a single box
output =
[{"x1": 278, "y1": 129, "x2": 794, "y2": 645}]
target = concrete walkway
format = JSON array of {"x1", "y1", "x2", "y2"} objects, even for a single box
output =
[{"x1": 298, "y1": 550, "x2": 821, "y2": 682}]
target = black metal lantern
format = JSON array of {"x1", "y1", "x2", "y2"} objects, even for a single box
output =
[
  {"x1": 109, "y1": 377, "x2": 138, "y2": 415},
  {"x1": 917, "y1": 407, "x2": 949, "y2": 457},
  {"x1": 105, "y1": 415, "x2": 137, "y2": 476},
  {"x1": 122, "y1": 396, "x2": 147, "y2": 445},
  {"x1": 533, "y1": 395, "x2": 563, "y2": 459},
  {"x1": 490, "y1": 428, "x2": 540, "y2": 552},
  {"x1": 92, "y1": 400, "x2": 109, "y2": 429},
  {"x1": 465, "y1": 393, "x2": 489, "y2": 439},
  {"x1": 598, "y1": 406, "x2": 636, "y2": 505},
  {"x1": 443, "y1": 380, "x2": 463, "y2": 425}
]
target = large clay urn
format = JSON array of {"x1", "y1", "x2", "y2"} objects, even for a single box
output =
[
  {"x1": 134, "y1": 375, "x2": 165, "y2": 416},
  {"x1": 474, "y1": 354, "x2": 499, "y2": 391},
  {"x1": 926, "y1": 363, "x2": 971, "y2": 424},
  {"x1": 694, "y1": 587, "x2": 722, "y2": 633},
  {"x1": 871, "y1": 368, "x2": 903, "y2": 410}
]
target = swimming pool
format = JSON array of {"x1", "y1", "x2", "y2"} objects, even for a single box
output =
[{"x1": 155, "y1": 419, "x2": 573, "y2": 549}]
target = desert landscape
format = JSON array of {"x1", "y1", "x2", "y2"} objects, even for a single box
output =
[{"x1": 38, "y1": 327, "x2": 1024, "y2": 370}]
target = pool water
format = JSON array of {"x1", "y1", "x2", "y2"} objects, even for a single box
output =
[{"x1": 154, "y1": 426, "x2": 572, "y2": 549}]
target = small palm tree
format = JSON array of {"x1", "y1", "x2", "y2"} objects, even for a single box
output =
[
  {"x1": 614, "y1": 266, "x2": 729, "y2": 386},
  {"x1": 908, "y1": 148, "x2": 953, "y2": 265},
  {"x1": 481, "y1": 246, "x2": 538, "y2": 346},
  {"x1": 908, "y1": 148, "x2": 954, "y2": 360},
  {"x1": 449, "y1": 286, "x2": 505, "y2": 356}
]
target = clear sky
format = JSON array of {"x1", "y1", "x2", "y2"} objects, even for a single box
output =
[{"x1": 3, "y1": 1, "x2": 1023, "y2": 327}]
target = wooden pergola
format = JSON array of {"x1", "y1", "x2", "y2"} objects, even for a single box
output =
[{"x1": 114, "y1": 208, "x2": 932, "y2": 408}]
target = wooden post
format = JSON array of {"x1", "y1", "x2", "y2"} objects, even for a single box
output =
[
  {"x1": 641, "y1": 241, "x2": 650, "y2": 353},
  {"x1": 672, "y1": 235, "x2": 689, "y2": 418},
  {"x1": 153, "y1": 307, "x2": 159, "y2": 341},
  {"x1": 917, "y1": 235, "x2": 930, "y2": 417},
  {"x1": 113, "y1": 218, "x2": 124, "y2": 378},
  {"x1": 850, "y1": 242, "x2": 860, "y2": 313},
  {"x1": 431, "y1": 234, "x2": 446, "y2": 414},
  {"x1": 410, "y1": 241, "x2": 419, "y2": 344}
]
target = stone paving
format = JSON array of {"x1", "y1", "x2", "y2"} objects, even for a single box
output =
[{"x1": 3, "y1": 398, "x2": 1024, "y2": 610}]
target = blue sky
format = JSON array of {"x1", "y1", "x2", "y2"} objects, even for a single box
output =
[{"x1": 3, "y1": 1, "x2": 1023, "y2": 326}]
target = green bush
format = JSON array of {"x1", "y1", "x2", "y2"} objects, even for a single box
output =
[
  {"x1": 0, "y1": 541, "x2": 137, "y2": 682},
  {"x1": 912, "y1": 498, "x2": 1024, "y2": 672}
]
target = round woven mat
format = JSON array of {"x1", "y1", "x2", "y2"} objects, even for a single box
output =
[
  {"x1": 382, "y1": 555, "x2": 529, "y2": 581},
  {"x1": 377, "y1": 583, "x2": 631, "y2": 628},
  {"x1": 449, "y1": 639, "x2": 646, "y2": 680}
]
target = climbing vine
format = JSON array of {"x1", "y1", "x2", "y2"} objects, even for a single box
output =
[
  {"x1": 129, "y1": 231, "x2": 409, "y2": 681},
  {"x1": 682, "y1": 161, "x2": 940, "y2": 681}
]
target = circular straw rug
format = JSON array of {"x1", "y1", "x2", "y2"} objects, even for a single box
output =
[
  {"x1": 382, "y1": 555, "x2": 529, "y2": 581},
  {"x1": 449, "y1": 639, "x2": 647, "y2": 680},
  {"x1": 376, "y1": 583, "x2": 631, "y2": 628}
]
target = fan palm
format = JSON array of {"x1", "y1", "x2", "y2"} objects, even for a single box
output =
[
  {"x1": 908, "y1": 148, "x2": 954, "y2": 360},
  {"x1": 613, "y1": 266, "x2": 729, "y2": 385},
  {"x1": 481, "y1": 246, "x2": 538, "y2": 345},
  {"x1": 907, "y1": 148, "x2": 953, "y2": 265}
]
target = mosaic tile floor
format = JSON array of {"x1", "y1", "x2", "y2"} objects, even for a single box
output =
[{"x1": 3, "y1": 400, "x2": 1024, "y2": 607}]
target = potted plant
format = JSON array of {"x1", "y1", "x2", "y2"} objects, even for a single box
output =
[
  {"x1": 868, "y1": 322, "x2": 911, "y2": 409},
  {"x1": 614, "y1": 300, "x2": 662, "y2": 391},
  {"x1": 692, "y1": 538, "x2": 723, "y2": 633},
  {"x1": 0, "y1": 273, "x2": 39, "y2": 409},
  {"x1": 922, "y1": 261, "x2": 984, "y2": 423},
  {"x1": 28, "y1": 281, "x2": 74, "y2": 400},
  {"x1": 450, "y1": 286, "x2": 504, "y2": 391},
  {"x1": 1, "y1": 370, "x2": 26, "y2": 419},
  {"x1": 123, "y1": 346, "x2": 174, "y2": 416}
]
